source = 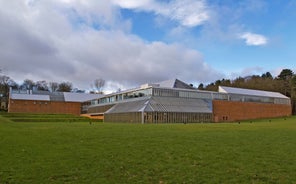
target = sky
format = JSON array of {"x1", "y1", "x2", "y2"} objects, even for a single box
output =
[{"x1": 0, "y1": 0, "x2": 296, "y2": 92}]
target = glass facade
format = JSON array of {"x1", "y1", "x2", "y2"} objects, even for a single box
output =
[
  {"x1": 227, "y1": 94, "x2": 290, "y2": 104},
  {"x1": 88, "y1": 86, "x2": 289, "y2": 107},
  {"x1": 104, "y1": 112, "x2": 213, "y2": 123},
  {"x1": 90, "y1": 88, "x2": 153, "y2": 105}
]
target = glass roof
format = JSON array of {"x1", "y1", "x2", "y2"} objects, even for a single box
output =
[{"x1": 219, "y1": 86, "x2": 289, "y2": 99}]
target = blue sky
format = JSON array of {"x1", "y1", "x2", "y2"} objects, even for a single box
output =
[
  {"x1": 119, "y1": 0, "x2": 296, "y2": 74},
  {"x1": 0, "y1": 0, "x2": 295, "y2": 92}
]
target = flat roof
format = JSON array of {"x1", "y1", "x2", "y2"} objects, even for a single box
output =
[
  {"x1": 10, "y1": 91, "x2": 102, "y2": 102},
  {"x1": 10, "y1": 94, "x2": 50, "y2": 101},
  {"x1": 63, "y1": 92, "x2": 102, "y2": 102}
]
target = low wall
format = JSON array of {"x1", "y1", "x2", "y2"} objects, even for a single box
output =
[
  {"x1": 213, "y1": 100, "x2": 292, "y2": 122},
  {"x1": 81, "y1": 113, "x2": 104, "y2": 120},
  {"x1": 8, "y1": 99, "x2": 81, "y2": 115}
]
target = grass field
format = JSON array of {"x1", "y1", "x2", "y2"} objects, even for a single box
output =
[{"x1": 0, "y1": 113, "x2": 296, "y2": 183}]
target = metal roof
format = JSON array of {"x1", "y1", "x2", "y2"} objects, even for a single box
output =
[
  {"x1": 63, "y1": 92, "x2": 102, "y2": 102},
  {"x1": 10, "y1": 94, "x2": 50, "y2": 101},
  {"x1": 50, "y1": 92, "x2": 65, "y2": 101},
  {"x1": 105, "y1": 98, "x2": 151, "y2": 113},
  {"x1": 147, "y1": 97, "x2": 212, "y2": 113},
  {"x1": 156, "y1": 79, "x2": 194, "y2": 89},
  {"x1": 157, "y1": 79, "x2": 176, "y2": 88},
  {"x1": 10, "y1": 91, "x2": 102, "y2": 102},
  {"x1": 105, "y1": 96, "x2": 212, "y2": 114},
  {"x1": 219, "y1": 86, "x2": 289, "y2": 99}
]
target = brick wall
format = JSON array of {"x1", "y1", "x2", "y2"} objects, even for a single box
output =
[
  {"x1": 8, "y1": 99, "x2": 81, "y2": 115},
  {"x1": 213, "y1": 100, "x2": 292, "y2": 122}
]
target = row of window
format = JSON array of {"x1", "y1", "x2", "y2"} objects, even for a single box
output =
[
  {"x1": 11, "y1": 101, "x2": 49, "y2": 105},
  {"x1": 89, "y1": 87, "x2": 290, "y2": 106},
  {"x1": 143, "y1": 112, "x2": 212, "y2": 123},
  {"x1": 91, "y1": 88, "x2": 153, "y2": 105},
  {"x1": 228, "y1": 94, "x2": 290, "y2": 104},
  {"x1": 104, "y1": 112, "x2": 213, "y2": 123},
  {"x1": 153, "y1": 88, "x2": 290, "y2": 105}
]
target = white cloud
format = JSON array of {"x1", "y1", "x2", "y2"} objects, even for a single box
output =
[
  {"x1": 0, "y1": 0, "x2": 221, "y2": 91},
  {"x1": 112, "y1": 0, "x2": 210, "y2": 27},
  {"x1": 239, "y1": 32, "x2": 268, "y2": 46},
  {"x1": 111, "y1": 0, "x2": 153, "y2": 9},
  {"x1": 165, "y1": 0, "x2": 209, "y2": 27},
  {"x1": 230, "y1": 67, "x2": 264, "y2": 78}
]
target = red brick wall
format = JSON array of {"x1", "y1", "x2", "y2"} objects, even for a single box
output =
[
  {"x1": 213, "y1": 100, "x2": 292, "y2": 122},
  {"x1": 8, "y1": 99, "x2": 81, "y2": 115}
]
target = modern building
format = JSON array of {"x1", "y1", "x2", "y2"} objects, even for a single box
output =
[
  {"x1": 7, "y1": 79, "x2": 291, "y2": 122},
  {"x1": 85, "y1": 79, "x2": 292, "y2": 123},
  {"x1": 8, "y1": 90, "x2": 102, "y2": 115}
]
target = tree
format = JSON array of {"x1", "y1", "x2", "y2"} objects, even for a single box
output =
[
  {"x1": 261, "y1": 72, "x2": 273, "y2": 79},
  {"x1": 36, "y1": 80, "x2": 49, "y2": 91},
  {"x1": 277, "y1": 69, "x2": 294, "y2": 97},
  {"x1": 9, "y1": 80, "x2": 19, "y2": 90},
  {"x1": 94, "y1": 78, "x2": 105, "y2": 94},
  {"x1": 49, "y1": 82, "x2": 59, "y2": 92},
  {"x1": 22, "y1": 79, "x2": 35, "y2": 90},
  {"x1": 198, "y1": 83, "x2": 204, "y2": 90},
  {"x1": 204, "y1": 83, "x2": 216, "y2": 91},
  {"x1": 277, "y1": 69, "x2": 293, "y2": 80},
  {"x1": 290, "y1": 75, "x2": 296, "y2": 114},
  {"x1": 0, "y1": 75, "x2": 11, "y2": 97},
  {"x1": 0, "y1": 75, "x2": 15, "y2": 110},
  {"x1": 292, "y1": 75, "x2": 296, "y2": 94},
  {"x1": 232, "y1": 77, "x2": 245, "y2": 88},
  {"x1": 57, "y1": 82, "x2": 72, "y2": 92},
  {"x1": 220, "y1": 79, "x2": 231, "y2": 86}
]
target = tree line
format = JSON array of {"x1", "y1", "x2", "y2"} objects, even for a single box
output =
[
  {"x1": 198, "y1": 69, "x2": 296, "y2": 114},
  {"x1": 0, "y1": 69, "x2": 106, "y2": 110},
  {"x1": 0, "y1": 69, "x2": 105, "y2": 95},
  {"x1": 0, "y1": 77, "x2": 75, "y2": 93}
]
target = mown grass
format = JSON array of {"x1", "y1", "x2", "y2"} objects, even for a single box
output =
[{"x1": 0, "y1": 114, "x2": 296, "y2": 183}]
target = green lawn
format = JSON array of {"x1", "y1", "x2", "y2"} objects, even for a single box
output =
[{"x1": 0, "y1": 114, "x2": 296, "y2": 183}]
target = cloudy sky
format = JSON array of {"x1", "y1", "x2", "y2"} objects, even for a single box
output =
[{"x1": 1, "y1": 0, "x2": 295, "y2": 92}]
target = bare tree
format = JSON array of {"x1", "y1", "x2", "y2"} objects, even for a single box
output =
[
  {"x1": 22, "y1": 79, "x2": 35, "y2": 90},
  {"x1": 49, "y1": 82, "x2": 59, "y2": 92},
  {"x1": 36, "y1": 80, "x2": 49, "y2": 91},
  {"x1": 94, "y1": 78, "x2": 105, "y2": 94},
  {"x1": 0, "y1": 75, "x2": 11, "y2": 96},
  {"x1": 0, "y1": 75, "x2": 15, "y2": 110}
]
